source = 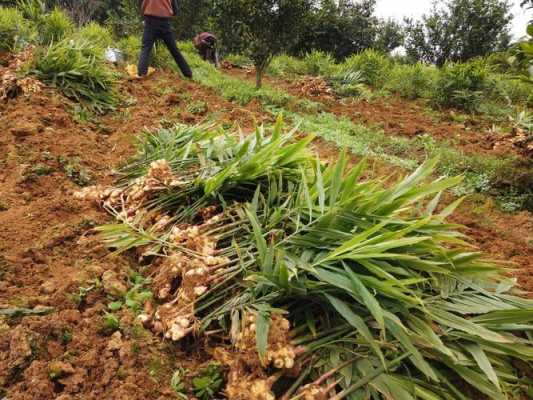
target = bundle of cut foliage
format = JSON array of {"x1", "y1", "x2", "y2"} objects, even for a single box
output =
[
  {"x1": 78, "y1": 119, "x2": 533, "y2": 399},
  {"x1": 326, "y1": 69, "x2": 369, "y2": 98},
  {"x1": 33, "y1": 38, "x2": 117, "y2": 112}
]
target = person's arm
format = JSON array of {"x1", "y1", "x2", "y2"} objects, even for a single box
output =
[
  {"x1": 138, "y1": 0, "x2": 143, "y2": 15},
  {"x1": 171, "y1": 0, "x2": 179, "y2": 16}
]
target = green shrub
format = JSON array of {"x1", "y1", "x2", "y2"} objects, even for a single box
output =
[
  {"x1": 17, "y1": 0, "x2": 46, "y2": 22},
  {"x1": 34, "y1": 38, "x2": 117, "y2": 112},
  {"x1": 385, "y1": 63, "x2": 438, "y2": 99},
  {"x1": 267, "y1": 54, "x2": 305, "y2": 77},
  {"x1": 327, "y1": 70, "x2": 370, "y2": 98},
  {"x1": 433, "y1": 59, "x2": 490, "y2": 111},
  {"x1": 38, "y1": 8, "x2": 73, "y2": 45},
  {"x1": 77, "y1": 22, "x2": 114, "y2": 50},
  {"x1": 489, "y1": 74, "x2": 533, "y2": 107},
  {"x1": 106, "y1": 0, "x2": 142, "y2": 37},
  {"x1": 338, "y1": 49, "x2": 392, "y2": 87},
  {"x1": 302, "y1": 50, "x2": 335, "y2": 76},
  {"x1": 118, "y1": 35, "x2": 139, "y2": 62},
  {"x1": 0, "y1": 7, "x2": 31, "y2": 52},
  {"x1": 485, "y1": 50, "x2": 517, "y2": 74}
]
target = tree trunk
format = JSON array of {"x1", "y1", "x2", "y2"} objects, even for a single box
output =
[{"x1": 255, "y1": 65, "x2": 263, "y2": 89}]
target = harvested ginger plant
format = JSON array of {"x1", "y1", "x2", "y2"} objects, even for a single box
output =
[{"x1": 78, "y1": 118, "x2": 533, "y2": 399}]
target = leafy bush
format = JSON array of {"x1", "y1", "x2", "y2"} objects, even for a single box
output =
[
  {"x1": 0, "y1": 7, "x2": 31, "y2": 52},
  {"x1": 385, "y1": 63, "x2": 438, "y2": 99},
  {"x1": 38, "y1": 8, "x2": 73, "y2": 45},
  {"x1": 489, "y1": 74, "x2": 533, "y2": 107},
  {"x1": 117, "y1": 35, "x2": 139, "y2": 62},
  {"x1": 327, "y1": 70, "x2": 369, "y2": 98},
  {"x1": 34, "y1": 38, "x2": 117, "y2": 112},
  {"x1": 433, "y1": 59, "x2": 490, "y2": 111},
  {"x1": 267, "y1": 53, "x2": 306, "y2": 77},
  {"x1": 303, "y1": 50, "x2": 335, "y2": 76},
  {"x1": 106, "y1": 0, "x2": 142, "y2": 37},
  {"x1": 17, "y1": 0, "x2": 45, "y2": 22},
  {"x1": 339, "y1": 49, "x2": 392, "y2": 87},
  {"x1": 76, "y1": 22, "x2": 114, "y2": 50}
]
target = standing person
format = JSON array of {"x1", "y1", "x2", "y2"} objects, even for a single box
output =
[
  {"x1": 193, "y1": 32, "x2": 220, "y2": 67},
  {"x1": 136, "y1": 0, "x2": 192, "y2": 78}
]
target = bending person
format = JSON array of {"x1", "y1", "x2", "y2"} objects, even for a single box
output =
[{"x1": 193, "y1": 32, "x2": 220, "y2": 68}]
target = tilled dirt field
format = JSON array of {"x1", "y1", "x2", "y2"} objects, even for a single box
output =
[
  {"x1": 225, "y1": 66, "x2": 532, "y2": 159},
  {"x1": 0, "y1": 67, "x2": 532, "y2": 399}
]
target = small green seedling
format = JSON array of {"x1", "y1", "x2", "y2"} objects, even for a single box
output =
[
  {"x1": 72, "y1": 285, "x2": 94, "y2": 307},
  {"x1": 187, "y1": 100, "x2": 208, "y2": 115},
  {"x1": 193, "y1": 363, "x2": 224, "y2": 400},
  {"x1": 102, "y1": 312, "x2": 120, "y2": 333},
  {"x1": 170, "y1": 367, "x2": 189, "y2": 399}
]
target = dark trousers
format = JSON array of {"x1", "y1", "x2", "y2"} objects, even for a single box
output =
[{"x1": 137, "y1": 16, "x2": 192, "y2": 78}]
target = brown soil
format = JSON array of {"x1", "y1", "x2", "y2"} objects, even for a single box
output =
[
  {"x1": 0, "y1": 68, "x2": 267, "y2": 399},
  {"x1": 0, "y1": 61, "x2": 532, "y2": 399}
]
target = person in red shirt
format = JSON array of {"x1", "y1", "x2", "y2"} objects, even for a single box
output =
[
  {"x1": 193, "y1": 32, "x2": 220, "y2": 68},
  {"x1": 136, "y1": 0, "x2": 192, "y2": 78}
]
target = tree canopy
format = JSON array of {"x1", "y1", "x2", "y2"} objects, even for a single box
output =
[
  {"x1": 404, "y1": 0, "x2": 513, "y2": 66},
  {"x1": 212, "y1": 0, "x2": 312, "y2": 87},
  {"x1": 291, "y1": 0, "x2": 403, "y2": 60}
]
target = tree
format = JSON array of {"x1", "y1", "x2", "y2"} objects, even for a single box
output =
[
  {"x1": 55, "y1": 0, "x2": 107, "y2": 25},
  {"x1": 213, "y1": 0, "x2": 312, "y2": 88},
  {"x1": 374, "y1": 18, "x2": 404, "y2": 54},
  {"x1": 405, "y1": 0, "x2": 513, "y2": 66},
  {"x1": 172, "y1": 0, "x2": 213, "y2": 41},
  {"x1": 293, "y1": 0, "x2": 378, "y2": 60}
]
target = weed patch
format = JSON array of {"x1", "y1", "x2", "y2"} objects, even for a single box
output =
[{"x1": 58, "y1": 156, "x2": 92, "y2": 186}]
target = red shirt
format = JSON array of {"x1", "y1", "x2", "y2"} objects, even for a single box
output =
[{"x1": 141, "y1": 0, "x2": 173, "y2": 18}]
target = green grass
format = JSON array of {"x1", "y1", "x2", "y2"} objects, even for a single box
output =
[{"x1": 287, "y1": 110, "x2": 530, "y2": 205}]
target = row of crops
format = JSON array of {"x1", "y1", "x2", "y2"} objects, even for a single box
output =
[{"x1": 74, "y1": 119, "x2": 533, "y2": 399}]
